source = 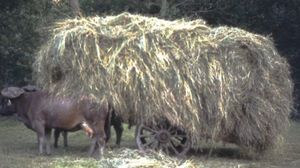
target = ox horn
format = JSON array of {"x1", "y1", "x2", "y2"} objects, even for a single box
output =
[
  {"x1": 22, "y1": 85, "x2": 40, "y2": 92},
  {"x1": 1, "y1": 87, "x2": 25, "y2": 99}
]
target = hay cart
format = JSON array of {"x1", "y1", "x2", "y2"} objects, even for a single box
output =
[{"x1": 34, "y1": 13, "x2": 293, "y2": 157}]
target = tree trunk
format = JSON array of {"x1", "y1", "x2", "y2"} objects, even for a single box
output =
[
  {"x1": 69, "y1": 0, "x2": 82, "y2": 17},
  {"x1": 160, "y1": 0, "x2": 169, "y2": 17}
]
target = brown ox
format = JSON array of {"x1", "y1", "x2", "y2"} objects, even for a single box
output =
[{"x1": 0, "y1": 87, "x2": 109, "y2": 159}]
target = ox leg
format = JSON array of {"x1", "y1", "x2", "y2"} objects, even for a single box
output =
[
  {"x1": 105, "y1": 109, "x2": 112, "y2": 143},
  {"x1": 95, "y1": 120, "x2": 106, "y2": 159},
  {"x1": 33, "y1": 122, "x2": 46, "y2": 155},
  {"x1": 113, "y1": 117, "x2": 123, "y2": 147},
  {"x1": 54, "y1": 129, "x2": 60, "y2": 148},
  {"x1": 54, "y1": 130, "x2": 68, "y2": 148},
  {"x1": 45, "y1": 128, "x2": 52, "y2": 155},
  {"x1": 97, "y1": 135, "x2": 106, "y2": 159},
  {"x1": 81, "y1": 122, "x2": 97, "y2": 156},
  {"x1": 38, "y1": 136, "x2": 45, "y2": 154},
  {"x1": 88, "y1": 137, "x2": 97, "y2": 157},
  {"x1": 90, "y1": 134, "x2": 106, "y2": 159},
  {"x1": 63, "y1": 131, "x2": 68, "y2": 147},
  {"x1": 104, "y1": 122, "x2": 111, "y2": 144},
  {"x1": 88, "y1": 121, "x2": 106, "y2": 159}
]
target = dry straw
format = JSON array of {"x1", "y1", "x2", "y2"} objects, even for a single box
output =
[
  {"x1": 34, "y1": 13, "x2": 293, "y2": 154},
  {"x1": 99, "y1": 148, "x2": 197, "y2": 168}
]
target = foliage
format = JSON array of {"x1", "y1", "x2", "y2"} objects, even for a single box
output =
[
  {"x1": 0, "y1": 0, "x2": 72, "y2": 87},
  {"x1": 0, "y1": 0, "x2": 299, "y2": 116},
  {"x1": 0, "y1": 1, "x2": 41, "y2": 86}
]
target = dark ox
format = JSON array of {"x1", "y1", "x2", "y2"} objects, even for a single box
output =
[
  {"x1": 54, "y1": 107, "x2": 124, "y2": 148},
  {"x1": 0, "y1": 87, "x2": 109, "y2": 158}
]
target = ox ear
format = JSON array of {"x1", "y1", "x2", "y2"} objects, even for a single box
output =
[
  {"x1": 1, "y1": 87, "x2": 25, "y2": 99},
  {"x1": 22, "y1": 85, "x2": 40, "y2": 92}
]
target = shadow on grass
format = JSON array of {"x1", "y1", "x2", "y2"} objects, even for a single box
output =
[{"x1": 188, "y1": 147, "x2": 242, "y2": 159}]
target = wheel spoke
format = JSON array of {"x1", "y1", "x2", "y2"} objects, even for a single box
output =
[
  {"x1": 173, "y1": 141, "x2": 185, "y2": 147},
  {"x1": 170, "y1": 137, "x2": 181, "y2": 145},
  {"x1": 162, "y1": 145, "x2": 170, "y2": 155},
  {"x1": 139, "y1": 133, "x2": 155, "y2": 139},
  {"x1": 156, "y1": 123, "x2": 166, "y2": 130},
  {"x1": 156, "y1": 142, "x2": 161, "y2": 151},
  {"x1": 174, "y1": 133, "x2": 187, "y2": 142},
  {"x1": 142, "y1": 125, "x2": 157, "y2": 133},
  {"x1": 162, "y1": 122, "x2": 169, "y2": 129},
  {"x1": 170, "y1": 130, "x2": 176, "y2": 136},
  {"x1": 176, "y1": 134, "x2": 187, "y2": 138},
  {"x1": 174, "y1": 136, "x2": 184, "y2": 142},
  {"x1": 142, "y1": 137, "x2": 155, "y2": 148},
  {"x1": 168, "y1": 125, "x2": 173, "y2": 132},
  {"x1": 172, "y1": 137, "x2": 188, "y2": 148},
  {"x1": 155, "y1": 124, "x2": 162, "y2": 130},
  {"x1": 169, "y1": 141, "x2": 180, "y2": 155},
  {"x1": 152, "y1": 140, "x2": 159, "y2": 151}
]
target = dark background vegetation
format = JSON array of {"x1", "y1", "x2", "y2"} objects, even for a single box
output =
[{"x1": 0, "y1": 0, "x2": 299, "y2": 116}]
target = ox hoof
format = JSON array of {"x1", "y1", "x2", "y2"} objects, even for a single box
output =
[
  {"x1": 113, "y1": 144, "x2": 121, "y2": 149},
  {"x1": 95, "y1": 156, "x2": 102, "y2": 160},
  {"x1": 38, "y1": 152, "x2": 51, "y2": 156},
  {"x1": 89, "y1": 154, "x2": 103, "y2": 160}
]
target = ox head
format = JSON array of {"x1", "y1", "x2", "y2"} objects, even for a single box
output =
[
  {"x1": 0, "y1": 87, "x2": 25, "y2": 116},
  {"x1": 0, "y1": 95, "x2": 9, "y2": 115},
  {"x1": 1, "y1": 87, "x2": 25, "y2": 99}
]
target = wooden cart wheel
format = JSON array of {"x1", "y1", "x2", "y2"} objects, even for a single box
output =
[{"x1": 135, "y1": 122, "x2": 191, "y2": 157}]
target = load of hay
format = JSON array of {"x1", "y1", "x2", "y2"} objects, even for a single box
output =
[
  {"x1": 33, "y1": 13, "x2": 293, "y2": 153},
  {"x1": 52, "y1": 149, "x2": 197, "y2": 168}
]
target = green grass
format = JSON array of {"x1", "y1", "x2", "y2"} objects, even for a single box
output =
[
  {"x1": 1, "y1": 116, "x2": 300, "y2": 168},
  {"x1": 0, "y1": 116, "x2": 136, "y2": 168}
]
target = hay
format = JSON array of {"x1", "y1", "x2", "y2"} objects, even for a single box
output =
[
  {"x1": 33, "y1": 13, "x2": 293, "y2": 153},
  {"x1": 51, "y1": 148, "x2": 197, "y2": 168},
  {"x1": 99, "y1": 148, "x2": 196, "y2": 168}
]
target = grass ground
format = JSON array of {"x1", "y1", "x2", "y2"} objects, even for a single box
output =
[{"x1": 0, "y1": 116, "x2": 300, "y2": 168}]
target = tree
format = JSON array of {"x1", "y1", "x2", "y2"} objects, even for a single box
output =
[{"x1": 69, "y1": 0, "x2": 82, "y2": 17}]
